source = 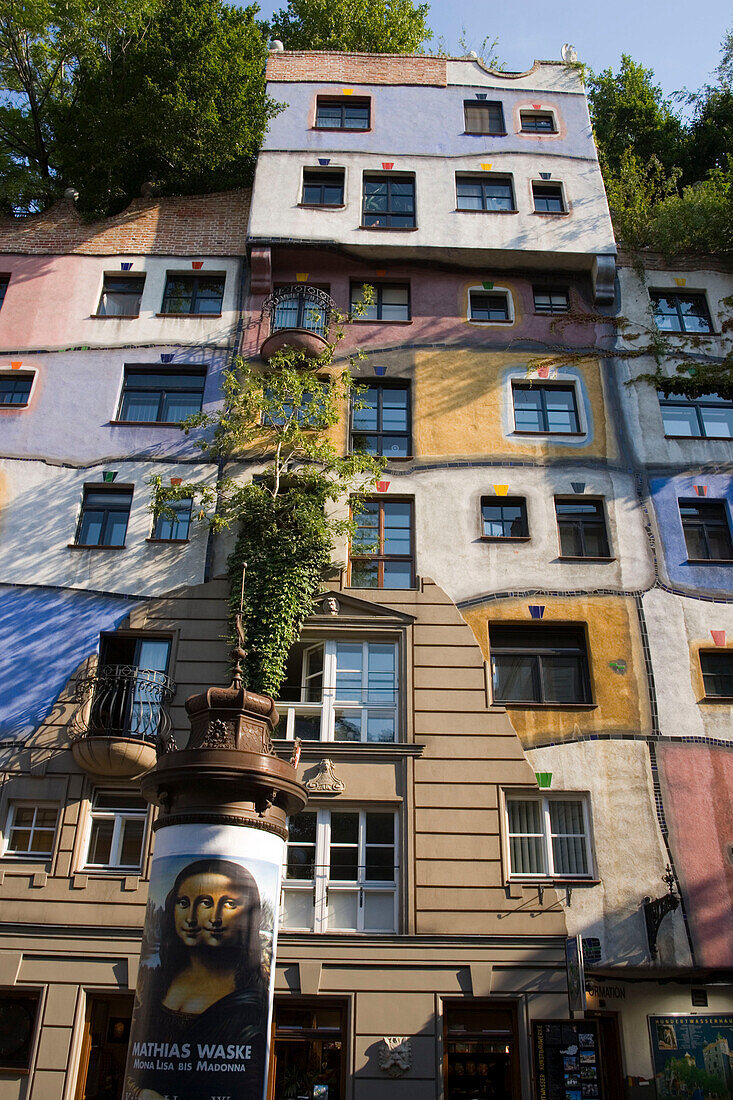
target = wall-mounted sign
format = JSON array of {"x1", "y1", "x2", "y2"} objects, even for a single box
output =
[
  {"x1": 649, "y1": 1015, "x2": 733, "y2": 1099},
  {"x1": 533, "y1": 1020, "x2": 603, "y2": 1100}
]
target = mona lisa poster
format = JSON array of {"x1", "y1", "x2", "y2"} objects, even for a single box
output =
[{"x1": 124, "y1": 823, "x2": 284, "y2": 1100}]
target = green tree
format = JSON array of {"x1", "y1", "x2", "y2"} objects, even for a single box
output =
[
  {"x1": 588, "y1": 54, "x2": 685, "y2": 175},
  {"x1": 268, "y1": 0, "x2": 431, "y2": 54}
]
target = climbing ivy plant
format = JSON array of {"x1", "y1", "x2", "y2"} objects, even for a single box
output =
[{"x1": 149, "y1": 298, "x2": 385, "y2": 697}]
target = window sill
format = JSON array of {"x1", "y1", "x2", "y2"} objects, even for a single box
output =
[
  {"x1": 273, "y1": 739, "x2": 424, "y2": 759},
  {"x1": 512, "y1": 430, "x2": 586, "y2": 437},
  {"x1": 155, "y1": 312, "x2": 222, "y2": 318},
  {"x1": 498, "y1": 701, "x2": 597, "y2": 710},
  {"x1": 350, "y1": 319, "x2": 413, "y2": 325},
  {"x1": 509, "y1": 877, "x2": 600, "y2": 886},
  {"x1": 656, "y1": 330, "x2": 715, "y2": 338},
  {"x1": 479, "y1": 535, "x2": 530, "y2": 542},
  {"x1": 532, "y1": 210, "x2": 570, "y2": 217},
  {"x1": 686, "y1": 558, "x2": 733, "y2": 564},
  {"x1": 469, "y1": 318, "x2": 513, "y2": 325},
  {"x1": 534, "y1": 310, "x2": 570, "y2": 317},
  {"x1": 463, "y1": 130, "x2": 507, "y2": 137},
  {"x1": 663, "y1": 434, "x2": 730, "y2": 441},
  {"x1": 520, "y1": 131, "x2": 559, "y2": 137},
  {"x1": 0, "y1": 402, "x2": 29, "y2": 409},
  {"x1": 298, "y1": 202, "x2": 346, "y2": 209},
  {"x1": 108, "y1": 420, "x2": 185, "y2": 428},
  {"x1": 699, "y1": 696, "x2": 733, "y2": 704},
  {"x1": 557, "y1": 555, "x2": 616, "y2": 563},
  {"x1": 454, "y1": 208, "x2": 518, "y2": 215},
  {"x1": 312, "y1": 126, "x2": 373, "y2": 133},
  {"x1": 89, "y1": 313, "x2": 140, "y2": 319},
  {"x1": 359, "y1": 225, "x2": 418, "y2": 232},
  {"x1": 145, "y1": 537, "x2": 190, "y2": 544},
  {"x1": 68, "y1": 544, "x2": 126, "y2": 550}
]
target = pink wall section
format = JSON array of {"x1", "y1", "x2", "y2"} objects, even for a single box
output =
[
  {"x1": 0, "y1": 255, "x2": 100, "y2": 349},
  {"x1": 656, "y1": 742, "x2": 733, "y2": 968}
]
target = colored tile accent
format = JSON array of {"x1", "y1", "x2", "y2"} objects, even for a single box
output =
[
  {"x1": 374, "y1": 365, "x2": 387, "y2": 376},
  {"x1": 539, "y1": 171, "x2": 552, "y2": 180},
  {"x1": 318, "y1": 158, "x2": 330, "y2": 166},
  {"x1": 711, "y1": 630, "x2": 726, "y2": 646},
  {"x1": 532, "y1": 102, "x2": 542, "y2": 109},
  {"x1": 609, "y1": 659, "x2": 627, "y2": 674},
  {"x1": 170, "y1": 477, "x2": 183, "y2": 486},
  {"x1": 694, "y1": 485, "x2": 708, "y2": 496},
  {"x1": 493, "y1": 484, "x2": 509, "y2": 495},
  {"x1": 120, "y1": 262, "x2": 133, "y2": 270},
  {"x1": 160, "y1": 353, "x2": 174, "y2": 363},
  {"x1": 482, "y1": 281, "x2": 494, "y2": 290},
  {"x1": 673, "y1": 277, "x2": 687, "y2": 286},
  {"x1": 296, "y1": 273, "x2": 308, "y2": 281},
  {"x1": 191, "y1": 261, "x2": 204, "y2": 269},
  {"x1": 528, "y1": 604, "x2": 545, "y2": 619},
  {"x1": 102, "y1": 470, "x2": 117, "y2": 483},
  {"x1": 10, "y1": 361, "x2": 21, "y2": 369},
  {"x1": 376, "y1": 480, "x2": 390, "y2": 492},
  {"x1": 381, "y1": 162, "x2": 394, "y2": 169},
  {"x1": 535, "y1": 771, "x2": 552, "y2": 788},
  {"x1": 480, "y1": 163, "x2": 492, "y2": 171},
  {"x1": 571, "y1": 482, "x2": 586, "y2": 494}
]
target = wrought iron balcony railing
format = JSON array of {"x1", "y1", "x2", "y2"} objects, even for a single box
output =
[
  {"x1": 262, "y1": 285, "x2": 335, "y2": 338},
  {"x1": 71, "y1": 665, "x2": 176, "y2": 750}
]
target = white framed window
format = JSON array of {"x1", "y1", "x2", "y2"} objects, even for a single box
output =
[
  {"x1": 85, "y1": 790, "x2": 148, "y2": 870},
  {"x1": 282, "y1": 808, "x2": 398, "y2": 933},
  {"x1": 4, "y1": 803, "x2": 59, "y2": 857},
  {"x1": 276, "y1": 639, "x2": 398, "y2": 743},
  {"x1": 505, "y1": 794, "x2": 593, "y2": 879}
]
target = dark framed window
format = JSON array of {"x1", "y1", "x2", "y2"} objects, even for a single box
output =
[
  {"x1": 700, "y1": 651, "x2": 733, "y2": 698},
  {"x1": 362, "y1": 174, "x2": 415, "y2": 228},
  {"x1": 651, "y1": 291, "x2": 713, "y2": 334},
  {"x1": 555, "y1": 497, "x2": 610, "y2": 558},
  {"x1": 470, "y1": 290, "x2": 510, "y2": 322},
  {"x1": 679, "y1": 499, "x2": 733, "y2": 560},
  {"x1": 481, "y1": 496, "x2": 528, "y2": 539},
  {"x1": 350, "y1": 498, "x2": 414, "y2": 588},
  {"x1": 97, "y1": 275, "x2": 145, "y2": 317},
  {"x1": 532, "y1": 182, "x2": 565, "y2": 213},
  {"x1": 0, "y1": 274, "x2": 9, "y2": 309},
  {"x1": 659, "y1": 391, "x2": 733, "y2": 438},
  {"x1": 520, "y1": 110, "x2": 556, "y2": 132},
  {"x1": 444, "y1": 1001, "x2": 520, "y2": 1100},
  {"x1": 490, "y1": 624, "x2": 591, "y2": 704},
  {"x1": 161, "y1": 273, "x2": 224, "y2": 315},
  {"x1": 97, "y1": 634, "x2": 171, "y2": 739},
  {"x1": 350, "y1": 282, "x2": 410, "y2": 321},
  {"x1": 302, "y1": 169, "x2": 344, "y2": 206},
  {"x1": 0, "y1": 372, "x2": 33, "y2": 406},
  {"x1": 272, "y1": 285, "x2": 331, "y2": 334},
  {"x1": 456, "y1": 174, "x2": 515, "y2": 212},
  {"x1": 463, "y1": 100, "x2": 505, "y2": 135},
  {"x1": 512, "y1": 383, "x2": 580, "y2": 433},
  {"x1": 5, "y1": 804, "x2": 59, "y2": 856},
  {"x1": 0, "y1": 993, "x2": 40, "y2": 1072},
  {"x1": 117, "y1": 367, "x2": 206, "y2": 423},
  {"x1": 271, "y1": 1000, "x2": 347, "y2": 1100},
  {"x1": 315, "y1": 96, "x2": 370, "y2": 130},
  {"x1": 85, "y1": 790, "x2": 148, "y2": 870},
  {"x1": 152, "y1": 498, "x2": 192, "y2": 541},
  {"x1": 75, "y1": 486, "x2": 133, "y2": 548},
  {"x1": 533, "y1": 286, "x2": 569, "y2": 314},
  {"x1": 351, "y1": 383, "x2": 410, "y2": 457}
]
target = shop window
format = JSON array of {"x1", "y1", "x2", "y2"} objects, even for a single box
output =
[
  {"x1": 0, "y1": 993, "x2": 40, "y2": 1071},
  {"x1": 271, "y1": 1001, "x2": 346, "y2": 1100},
  {"x1": 700, "y1": 650, "x2": 733, "y2": 698},
  {"x1": 651, "y1": 291, "x2": 713, "y2": 334},
  {"x1": 75, "y1": 485, "x2": 133, "y2": 548},
  {"x1": 489, "y1": 624, "x2": 591, "y2": 705},
  {"x1": 117, "y1": 367, "x2": 206, "y2": 423},
  {"x1": 282, "y1": 809, "x2": 397, "y2": 932},
  {"x1": 658, "y1": 391, "x2": 733, "y2": 438},
  {"x1": 4, "y1": 803, "x2": 59, "y2": 857},
  {"x1": 96, "y1": 275, "x2": 145, "y2": 317},
  {"x1": 351, "y1": 383, "x2": 410, "y2": 457},
  {"x1": 679, "y1": 499, "x2": 733, "y2": 560},
  {"x1": 350, "y1": 498, "x2": 414, "y2": 588},
  {"x1": 85, "y1": 790, "x2": 148, "y2": 870},
  {"x1": 505, "y1": 794, "x2": 593, "y2": 877},
  {"x1": 481, "y1": 496, "x2": 528, "y2": 539},
  {"x1": 444, "y1": 1001, "x2": 520, "y2": 1100},
  {"x1": 555, "y1": 497, "x2": 611, "y2": 558},
  {"x1": 463, "y1": 100, "x2": 505, "y2": 135},
  {"x1": 276, "y1": 639, "x2": 398, "y2": 743},
  {"x1": 315, "y1": 97, "x2": 369, "y2": 130}
]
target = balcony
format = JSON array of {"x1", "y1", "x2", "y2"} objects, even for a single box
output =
[
  {"x1": 260, "y1": 285, "x2": 335, "y2": 361},
  {"x1": 69, "y1": 665, "x2": 176, "y2": 779}
]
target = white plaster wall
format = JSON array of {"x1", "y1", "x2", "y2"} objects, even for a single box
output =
[
  {"x1": 445, "y1": 59, "x2": 583, "y2": 93},
  {"x1": 642, "y1": 586, "x2": 733, "y2": 742},
  {"x1": 0, "y1": 458, "x2": 217, "y2": 596},
  {"x1": 372, "y1": 465, "x2": 654, "y2": 605},
  {"x1": 249, "y1": 152, "x2": 615, "y2": 257},
  {"x1": 526, "y1": 741, "x2": 691, "y2": 970}
]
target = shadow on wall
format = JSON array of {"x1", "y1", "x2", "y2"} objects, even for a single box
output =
[{"x1": 0, "y1": 585, "x2": 137, "y2": 738}]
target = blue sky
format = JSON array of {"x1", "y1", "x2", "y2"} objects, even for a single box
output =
[{"x1": 258, "y1": 0, "x2": 732, "y2": 99}]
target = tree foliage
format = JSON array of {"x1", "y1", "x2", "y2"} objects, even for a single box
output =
[{"x1": 267, "y1": 0, "x2": 431, "y2": 53}]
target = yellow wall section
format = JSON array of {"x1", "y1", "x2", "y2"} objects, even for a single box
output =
[{"x1": 462, "y1": 596, "x2": 651, "y2": 747}]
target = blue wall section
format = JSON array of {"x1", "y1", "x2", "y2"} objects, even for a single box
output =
[
  {"x1": 0, "y1": 585, "x2": 141, "y2": 738},
  {"x1": 649, "y1": 474, "x2": 733, "y2": 593}
]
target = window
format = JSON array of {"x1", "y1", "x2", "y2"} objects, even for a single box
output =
[
  {"x1": 271, "y1": 1001, "x2": 346, "y2": 1100},
  {"x1": 512, "y1": 383, "x2": 580, "y2": 434},
  {"x1": 0, "y1": 994, "x2": 40, "y2": 1072},
  {"x1": 96, "y1": 275, "x2": 145, "y2": 317},
  {"x1": 533, "y1": 286, "x2": 569, "y2": 314},
  {"x1": 505, "y1": 795, "x2": 592, "y2": 877},
  {"x1": 490, "y1": 624, "x2": 591, "y2": 704},
  {"x1": 350, "y1": 282, "x2": 410, "y2": 321},
  {"x1": 117, "y1": 367, "x2": 206, "y2": 423},
  {"x1": 463, "y1": 100, "x2": 505, "y2": 135},
  {"x1": 0, "y1": 274, "x2": 8, "y2": 309},
  {"x1": 302, "y1": 169, "x2": 344, "y2": 206},
  {"x1": 315, "y1": 96, "x2": 370, "y2": 130},
  {"x1": 659, "y1": 391, "x2": 733, "y2": 438},
  {"x1": 272, "y1": 286, "x2": 330, "y2": 335},
  {"x1": 351, "y1": 383, "x2": 410, "y2": 457},
  {"x1": 444, "y1": 1002, "x2": 520, "y2": 1100},
  {"x1": 680, "y1": 500, "x2": 733, "y2": 560},
  {"x1": 85, "y1": 790, "x2": 148, "y2": 870},
  {"x1": 161, "y1": 273, "x2": 224, "y2": 315},
  {"x1": 4, "y1": 804, "x2": 59, "y2": 857},
  {"x1": 651, "y1": 291, "x2": 713, "y2": 334},
  {"x1": 282, "y1": 809, "x2": 397, "y2": 932},
  {"x1": 350, "y1": 499, "x2": 414, "y2": 588},
  {"x1": 555, "y1": 497, "x2": 610, "y2": 558},
  {"x1": 97, "y1": 634, "x2": 171, "y2": 739},
  {"x1": 152, "y1": 498, "x2": 192, "y2": 541},
  {"x1": 75, "y1": 485, "x2": 133, "y2": 547},
  {"x1": 700, "y1": 650, "x2": 733, "y2": 698},
  {"x1": 0, "y1": 372, "x2": 33, "y2": 406},
  {"x1": 532, "y1": 182, "x2": 565, "y2": 213},
  {"x1": 362, "y1": 175, "x2": 415, "y2": 228},
  {"x1": 456, "y1": 174, "x2": 515, "y2": 212},
  {"x1": 520, "y1": 110, "x2": 556, "y2": 132},
  {"x1": 481, "y1": 496, "x2": 528, "y2": 539},
  {"x1": 469, "y1": 290, "x2": 510, "y2": 322},
  {"x1": 276, "y1": 639, "x2": 398, "y2": 743}
]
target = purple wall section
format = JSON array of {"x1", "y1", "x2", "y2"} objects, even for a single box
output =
[
  {"x1": 657, "y1": 742, "x2": 733, "y2": 968},
  {"x1": 0, "y1": 585, "x2": 139, "y2": 739}
]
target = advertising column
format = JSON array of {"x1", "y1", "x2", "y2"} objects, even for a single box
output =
[{"x1": 123, "y1": 658, "x2": 307, "y2": 1100}]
